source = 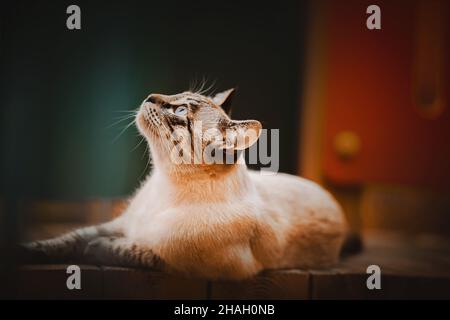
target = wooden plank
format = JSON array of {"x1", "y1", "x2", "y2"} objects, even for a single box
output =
[
  {"x1": 311, "y1": 231, "x2": 450, "y2": 299},
  {"x1": 11, "y1": 232, "x2": 450, "y2": 299},
  {"x1": 210, "y1": 270, "x2": 309, "y2": 299},
  {"x1": 338, "y1": 231, "x2": 450, "y2": 278},
  {"x1": 16, "y1": 265, "x2": 102, "y2": 299},
  {"x1": 311, "y1": 270, "x2": 450, "y2": 300},
  {"x1": 101, "y1": 267, "x2": 208, "y2": 299},
  {"x1": 381, "y1": 274, "x2": 450, "y2": 299},
  {"x1": 311, "y1": 270, "x2": 377, "y2": 300}
]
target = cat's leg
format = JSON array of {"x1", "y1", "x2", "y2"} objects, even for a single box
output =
[
  {"x1": 83, "y1": 237, "x2": 164, "y2": 270},
  {"x1": 19, "y1": 219, "x2": 123, "y2": 264}
]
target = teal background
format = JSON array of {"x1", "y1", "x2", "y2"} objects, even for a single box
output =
[{"x1": 1, "y1": 0, "x2": 307, "y2": 199}]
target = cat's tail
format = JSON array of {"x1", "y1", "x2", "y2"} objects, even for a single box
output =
[{"x1": 340, "y1": 231, "x2": 363, "y2": 257}]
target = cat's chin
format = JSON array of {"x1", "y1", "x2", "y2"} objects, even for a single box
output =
[{"x1": 136, "y1": 112, "x2": 159, "y2": 139}]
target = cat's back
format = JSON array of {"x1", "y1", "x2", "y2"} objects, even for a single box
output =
[
  {"x1": 248, "y1": 170, "x2": 347, "y2": 268},
  {"x1": 249, "y1": 170, "x2": 342, "y2": 215},
  {"x1": 248, "y1": 170, "x2": 346, "y2": 238}
]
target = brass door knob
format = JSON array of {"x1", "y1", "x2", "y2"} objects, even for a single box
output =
[{"x1": 334, "y1": 130, "x2": 361, "y2": 160}]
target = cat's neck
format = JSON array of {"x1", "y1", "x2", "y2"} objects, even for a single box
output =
[
  {"x1": 152, "y1": 162, "x2": 254, "y2": 203},
  {"x1": 146, "y1": 144, "x2": 255, "y2": 203}
]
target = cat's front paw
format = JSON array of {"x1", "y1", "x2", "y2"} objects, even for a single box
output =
[
  {"x1": 17, "y1": 242, "x2": 51, "y2": 264},
  {"x1": 83, "y1": 237, "x2": 116, "y2": 266}
]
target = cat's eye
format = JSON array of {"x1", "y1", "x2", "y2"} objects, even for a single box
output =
[{"x1": 174, "y1": 106, "x2": 188, "y2": 116}]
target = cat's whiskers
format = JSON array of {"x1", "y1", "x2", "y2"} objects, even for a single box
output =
[
  {"x1": 114, "y1": 110, "x2": 139, "y2": 113},
  {"x1": 197, "y1": 78, "x2": 217, "y2": 96},
  {"x1": 131, "y1": 136, "x2": 145, "y2": 152},
  {"x1": 139, "y1": 140, "x2": 152, "y2": 179},
  {"x1": 190, "y1": 75, "x2": 213, "y2": 95},
  {"x1": 111, "y1": 117, "x2": 137, "y2": 144},
  {"x1": 107, "y1": 113, "x2": 137, "y2": 129},
  {"x1": 189, "y1": 76, "x2": 203, "y2": 93}
]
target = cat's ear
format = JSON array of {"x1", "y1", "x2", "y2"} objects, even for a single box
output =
[
  {"x1": 212, "y1": 88, "x2": 235, "y2": 115},
  {"x1": 223, "y1": 119, "x2": 262, "y2": 150}
]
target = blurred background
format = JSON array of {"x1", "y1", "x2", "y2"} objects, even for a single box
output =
[
  {"x1": 1, "y1": 0, "x2": 305, "y2": 240},
  {"x1": 1, "y1": 0, "x2": 450, "y2": 298}
]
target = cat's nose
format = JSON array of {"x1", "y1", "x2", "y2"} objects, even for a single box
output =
[
  {"x1": 145, "y1": 94, "x2": 167, "y2": 105},
  {"x1": 145, "y1": 95, "x2": 157, "y2": 104}
]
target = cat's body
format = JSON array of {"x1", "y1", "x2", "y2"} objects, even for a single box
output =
[
  {"x1": 119, "y1": 167, "x2": 346, "y2": 279},
  {"x1": 22, "y1": 89, "x2": 351, "y2": 280}
]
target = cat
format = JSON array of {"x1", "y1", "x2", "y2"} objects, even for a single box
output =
[{"x1": 21, "y1": 89, "x2": 358, "y2": 280}]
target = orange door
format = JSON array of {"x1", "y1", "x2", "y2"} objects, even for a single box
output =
[{"x1": 322, "y1": 0, "x2": 450, "y2": 188}]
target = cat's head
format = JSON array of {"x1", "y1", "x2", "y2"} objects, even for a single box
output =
[{"x1": 136, "y1": 89, "x2": 261, "y2": 174}]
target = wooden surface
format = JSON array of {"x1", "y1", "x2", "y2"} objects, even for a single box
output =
[{"x1": 13, "y1": 232, "x2": 450, "y2": 299}]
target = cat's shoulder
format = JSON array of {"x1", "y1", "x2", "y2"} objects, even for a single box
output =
[{"x1": 248, "y1": 169, "x2": 321, "y2": 189}]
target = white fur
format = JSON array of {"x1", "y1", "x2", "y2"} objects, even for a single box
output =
[
  {"x1": 112, "y1": 91, "x2": 349, "y2": 279},
  {"x1": 117, "y1": 159, "x2": 347, "y2": 279}
]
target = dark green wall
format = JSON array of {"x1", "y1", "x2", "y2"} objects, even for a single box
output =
[{"x1": 1, "y1": 0, "x2": 307, "y2": 199}]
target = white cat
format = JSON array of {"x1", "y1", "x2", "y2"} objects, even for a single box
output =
[{"x1": 23, "y1": 89, "x2": 356, "y2": 280}]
